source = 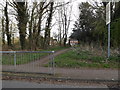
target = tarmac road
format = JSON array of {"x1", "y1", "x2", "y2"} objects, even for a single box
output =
[{"x1": 2, "y1": 80, "x2": 109, "y2": 88}]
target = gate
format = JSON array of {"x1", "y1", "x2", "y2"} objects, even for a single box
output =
[{"x1": 1, "y1": 51, "x2": 55, "y2": 75}]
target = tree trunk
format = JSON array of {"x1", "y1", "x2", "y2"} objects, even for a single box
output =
[
  {"x1": 44, "y1": 2, "x2": 54, "y2": 49},
  {"x1": 36, "y1": 11, "x2": 42, "y2": 48},
  {"x1": 16, "y1": 2, "x2": 28, "y2": 50},
  {"x1": 63, "y1": 12, "x2": 67, "y2": 46},
  {"x1": 36, "y1": 2, "x2": 50, "y2": 49},
  {"x1": 2, "y1": 16, "x2": 5, "y2": 45},
  {"x1": 4, "y1": 2, "x2": 12, "y2": 47},
  {"x1": 33, "y1": 19, "x2": 37, "y2": 50},
  {"x1": 28, "y1": 4, "x2": 35, "y2": 50}
]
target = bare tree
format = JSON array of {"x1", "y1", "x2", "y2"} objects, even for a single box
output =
[
  {"x1": 57, "y1": 2, "x2": 72, "y2": 46},
  {"x1": 36, "y1": 2, "x2": 50, "y2": 49},
  {"x1": 57, "y1": 3, "x2": 62, "y2": 46},
  {"x1": 28, "y1": 2, "x2": 37, "y2": 50},
  {"x1": 4, "y1": 1, "x2": 12, "y2": 47},
  {"x1": 11, "y1": 1, "x2": 29, "y2": 50},
  {"x1": 43, "y1": 2, "x2": 54, "y2": 49},
  {"x1": 2, "y1": 12, "x2": 5, "y2": 45}
]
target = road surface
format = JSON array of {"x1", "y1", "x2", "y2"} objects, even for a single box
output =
[{"x1": 2, "y1": 80, "x2": 109, "y2": 88}]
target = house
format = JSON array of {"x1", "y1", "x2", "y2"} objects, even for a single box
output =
[
  {"x1": 69, "y1": 39, "x2": 78, "y2": 46},
  {"x1": 50, "y1": 38, "x2": 58, "y2": 46}
]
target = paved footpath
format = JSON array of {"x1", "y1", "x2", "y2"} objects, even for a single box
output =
[
  {"x1": 54, "y1": 68, "x2": 119, "y2": 80},
  {"x1": 3, "y1": 66, "x2": 118, "y2": 81}
]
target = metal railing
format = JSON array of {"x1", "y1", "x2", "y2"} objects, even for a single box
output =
[{"x1": 1, "y1": 51, "x2": 55, "y2": 75}]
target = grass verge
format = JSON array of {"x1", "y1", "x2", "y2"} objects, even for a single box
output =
[{"x1": 45, "y1": 49, "x2": 119, "y2": 68}]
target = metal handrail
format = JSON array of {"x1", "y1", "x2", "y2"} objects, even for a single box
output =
[{"x1": 0, "y1": 51, "x2": 55, "y2": 54}]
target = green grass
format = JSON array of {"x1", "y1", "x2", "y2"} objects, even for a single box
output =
[
  {"x1": 2, "y1": 53, "x2": 47, "y2": 65},
  {"x1": 2, "y1": 46, "x2": 68, "y2": 65},
  {"x1": 45, "y1": 50, "x2": 119, "y2": 68}
]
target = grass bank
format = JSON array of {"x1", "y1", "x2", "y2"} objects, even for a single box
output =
[{"x1": 45, "y1": 47, "x2": 119, "y2": 68}]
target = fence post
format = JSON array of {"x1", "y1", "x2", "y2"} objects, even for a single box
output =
[
  {"x1": 14, "y1": 51, "x2": 16, "y2": 70},
  {"x1": 52, "y1": 51, "x2": 55, "y2": 75}
]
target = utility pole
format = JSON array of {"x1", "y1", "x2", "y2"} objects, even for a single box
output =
[
  {"x1": 108, "y1": 22, "x2": 110, "y2": 58},
  {"x1": 106, "y1": 2, "x2": 111, "y2": 58}
]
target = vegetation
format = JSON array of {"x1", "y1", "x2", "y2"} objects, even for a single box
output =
[
  {"x1": 14, "y1": 2, "x2": 29, "y2": 50},
  {"x1": 1, "y1": 1, "x2": 120, "y2": 50},
  {"x1": 70, "y1": 2, "x2": 120, "y2": 48},
  {"x1": 1, "y1": 1, "x2": 72, "y2": 50},
  {"x1": 47, "y1": 46, "x2": 119, "y2": 68},
  {"x1": 4, "y1": 2, "x2": 12, "y2": 47}
]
